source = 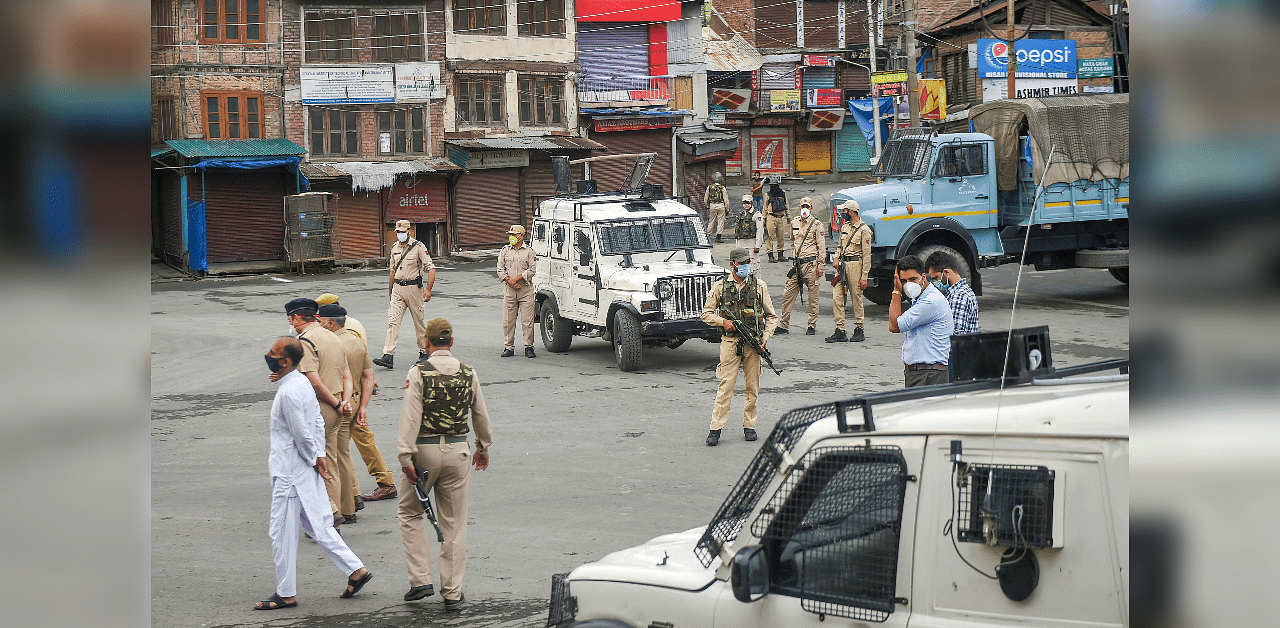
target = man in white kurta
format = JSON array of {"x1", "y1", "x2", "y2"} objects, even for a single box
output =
[{"x1": 257, "y1": 337, "x2": 371, "y2": 610}]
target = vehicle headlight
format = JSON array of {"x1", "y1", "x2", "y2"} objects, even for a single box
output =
[{"x1": 657, "y1": 282, "x2": 674, "y2": 300}]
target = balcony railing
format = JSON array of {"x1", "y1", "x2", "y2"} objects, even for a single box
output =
[{"x1": 578, "y1": 75, "x2": 673, "y2": 104}]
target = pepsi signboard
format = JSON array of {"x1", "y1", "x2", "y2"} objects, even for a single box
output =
[{"x1": 976, "y1": 39, "x2": 1077, "y2": 79}]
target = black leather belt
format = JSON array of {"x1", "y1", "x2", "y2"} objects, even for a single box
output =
[
  {"x1": 416, "y1": 434, "x2": 468, "y2": 444},
  {"x1": 796, "y1": 256, "x2": 818, "y2": 264},
  {"x1": 841, "y1": 255, "x2": 863, "y2": 261},
  {"x1": 395, "y1": 278, "x2": 422, "y2": 286},
  {"x1": 905, "y1": 362, "x2": 948, "y2": 371},
  {"x1": 770, "y1": 212, "x2": 787, "y2": 217}
]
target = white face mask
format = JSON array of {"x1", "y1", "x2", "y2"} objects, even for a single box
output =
[
  {"x1": 902, "y1": 280, "x2": 923, "y2": 300},
  {"x1": 800, "y1": 207, "x2": 812, "y2": 220},
  {"x1": 397, "y1": 232, "x2": 409, "y2": 243}
]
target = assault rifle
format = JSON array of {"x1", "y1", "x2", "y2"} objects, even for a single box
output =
[
  {"x1": 721, "y1": 308, "x2": 783, "y2": 376},
  {"x1": 413, "y1": 466, "x2": 445, "y2": 542}
]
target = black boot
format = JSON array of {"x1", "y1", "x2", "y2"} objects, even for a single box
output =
[
  {"x1": 767, "y1": 252, "x2": 775, "y2": 262},
  {"x1": 372, "y1": 354, "x2": 394, "y2": 369},
  {"x1": 715, "y1": 234, "x2": 723, "y2": 243},
  {"x1": 825, "y1": 329, "x2": 848, "y2": 343},
  {"x1": 806, "y1": 326, "x2": 816, "y2": 336},
  {"x1": 706, "y1": 430, "x2": 722, "y2": 446},
  {"x1": 850, "y1": 326, "x2": 866, "y2": 342},
  {"x1": 744, "y1": 428, "x2": 757, "y2": 441},
  {"x1": 773, "y1": 327, "x2": 789, "y2": 335}
]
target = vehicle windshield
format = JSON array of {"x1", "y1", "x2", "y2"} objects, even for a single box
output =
[
  {"x1": 874, "y1": 139, "x2": 933, "y2": 178},
  {"x1": 596, "y1": 217, "x2": 709, "y2": 255}
]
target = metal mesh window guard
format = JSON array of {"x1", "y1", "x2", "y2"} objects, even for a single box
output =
[
  {"x1": 875, "y1": 138, "x2": 933, "y2": 177},
  {"x1": 750, "y1": 446, "x2": 907, "y2": 622},
  {"x1": 957, "y1": 464, "x2": 1054, "y2": 549}
]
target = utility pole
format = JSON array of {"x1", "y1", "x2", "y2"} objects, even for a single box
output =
[
  {"x1": 1006, "y1": 0, "x2": 1018, "y2": 99},
  {"x1": 869, "y1": 0, "x2": 881, "y2": 156},
  {"x1": 905, "y1": 0, "x2": 920, "y2": 127}
]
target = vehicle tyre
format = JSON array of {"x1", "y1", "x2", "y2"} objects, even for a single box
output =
[
  {"x1": 913, "y1": 244, "x2": 973, "y2": 285},
  {"x1": 540, "y1": 299, "x2": 573, "y2": 352},
  {"x1": 612, "y1": 309, "x2": 643, "y2": 372},
  {"x1": 1075, "y1": 248, "x2": 1129, "y2": 269},
  {"x1": 863, "y1": 284, "x2": 894, "y2": 306},
  {"x1": 1108, "y1": 267, "x2": 1129, "y2": 284}
]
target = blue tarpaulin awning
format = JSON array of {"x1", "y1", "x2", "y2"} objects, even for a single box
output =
[
  {"x1": 190, "y1": 157, "x2": 309, "y2": 190},
  {"x1": 847, "y1": 98, "x2": 895, "y2": 146}
]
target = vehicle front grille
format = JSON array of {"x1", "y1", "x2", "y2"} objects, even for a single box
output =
[{"x1": 659, "y1": 273, "x2": 724, "y2": 320}]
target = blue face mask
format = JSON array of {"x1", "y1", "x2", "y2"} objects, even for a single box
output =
[
  {"x1": 264, "y1": 354, "x2": 285, "y2": 373},
  {"x1": 735, "y1": 264, "x2": 751, "y2": 278},
  {"x1": 931, "y1": 279, "x2": 950, "y2": 296},
  {"x1": 840, "y1": 212, "x2": 851, "y2": 221}
]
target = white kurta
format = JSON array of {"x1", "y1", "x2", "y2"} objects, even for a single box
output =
[{"x1": 269, "y1": 369, "x2": 363, "y2": 597}]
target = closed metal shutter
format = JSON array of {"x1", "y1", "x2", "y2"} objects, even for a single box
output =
[
  {"x1": 455, "y1": 168, "x2": 519, "y2": 249},
  {"x1": 522, "y1": 158, "x2": 584, "y2": 218},
  {"x1": 804, "y1": 1, "x2": 840, "y2": 48},
  {"x1": 801, "y1": 66, "x2": 836, "y2": 90},
  {"x1": 161, "y1": 171, "x2": 183, "y2": 259},
  {"x1": 756, "y1": 1, "x2": 797, "y2": 48},
  {"x1": 682, "y1": 160, "x2": 727, "y2": 219},
  {"x1": 795, "y1": 127, "x2": 833, "y2": 175},
  {"x1": 726, "y1": 130, "x2": 746, "y2": 175},
  {"x1": 324, "y1": 187, "x2": 383, "y2": 260},
  {"x1": 840, "y1": 65, "x2": 871, "y2": 92},
  {"x1": 587, "y1": 128, "x2": 674, "y2": 195},
  {"x1": 757, "y1": 62, "x2": 799, "y2": 90},
  {"x1": 203, "y1": 171, "x2": 288, "y2": 263},
  {"x1": 835, "y1": 122, "x2": 872, "y2": 172},
  {"x1": 579, "y1": 23, "x2": 651, "y2": 92},
  {"x1": 748, "y1": 127, "x2": 791, "y2": 174}
]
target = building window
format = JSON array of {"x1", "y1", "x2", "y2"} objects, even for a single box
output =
[
  {"x1": 309, "y1": 108, "x2": 360, "y2": 156},
  {"x1": 454, "y1": 0, "x2": 505, "y2": 35},
  {"x1": 374, "y1": 12, "x2": 424, "y2": 61},
  {"x1": 517, "y1": 0, "x2": 564, "y2": 36},
  {"x1": 153, "y1": 0, "x2": 175, "y2": 46},
  {"x1": 519, "y1": 76, "x2": 563, "y2": 126},
  {"x1": 457, "y1": 76, "x2": 504, "y2": 126},
  {"x1": 378, "y1": 107, "x2": 429, "y2": 155},
  {"x1": 203, "y1": 92, "x2": 264, "y2": 140},
  {"x1": 156, "y1": 97, "x2": 178, "y2": 142},
  {"x1": 200, "y1": 0, "x2": 264, "y2": 43},
  {"x1": 304, "y1": 11, "x2": 355, "y2": 62}
]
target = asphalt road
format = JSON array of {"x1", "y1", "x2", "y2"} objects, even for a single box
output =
[{"x1": 150, "y1": 249, "x2": 1127, "y2": 628}]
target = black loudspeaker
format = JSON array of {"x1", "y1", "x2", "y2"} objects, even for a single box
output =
[
  {"x1": 551, "y1": 156, "x2": 572, "y2": 193},
  {"x1": 951, "y1": 326, "x2": 1053, "y2": 382}
]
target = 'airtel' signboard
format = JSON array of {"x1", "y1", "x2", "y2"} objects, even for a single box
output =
[{"x1": 976, "y1": 39, "x2": 1077, "y2": 79}]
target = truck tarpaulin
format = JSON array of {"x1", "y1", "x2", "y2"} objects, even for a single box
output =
[{"x1": 969, "y1": 94, "x2": 1128, "y2": 191}]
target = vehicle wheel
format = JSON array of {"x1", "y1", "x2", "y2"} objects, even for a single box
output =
[
  {"x1": 863, "y1": 284, "x2": 893, "y2": 306},
  {"x1": 914, "y1": 244, "x2": 973, "y2": 285},
  {"x1": 1075, "y1": 248, "x2": 1129, "y2": 269},
  {"x1": 612, "y1": 310, "x2": 643, "y2": 372},
  {"x1": 539, "y1": 300, "x2": 573, "y2": 352},
  {"x1": 1108, "y1": 267, "x2": 1129, "y2": 284}
]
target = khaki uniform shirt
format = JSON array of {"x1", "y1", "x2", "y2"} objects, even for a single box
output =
[
  {"x1": 336, "y1": 328, "x2": 374, "y2": 398},
  {"x1": 789, "y1": 216, "x2": 826, "y2": 260},
  {"x1": 836, "y1": 220, "x2": 874, "y2": 281},
  {"x1": 396, "y1": 349, "x2": 494, "y2": 468},
  {"x1": 496, "y1": 244, "x2": 537, "y2": 288},
  {"x1": 389, "y1": 238, "x2": 435, "y2": 282},
  {"x1": 700, "y1": 277, "x2": 780, "y2": 344},
  {"x1": 297, "y1": 322, "x2": 351, "y2": 400},
  {"x1": 344, "y1": 315, "x2": 367, "y2": 342}
]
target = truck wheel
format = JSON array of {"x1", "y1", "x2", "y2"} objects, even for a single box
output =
[
  {"x1": 914, "y1": 244, "x2": 972, "y2": 285},
  {"x1": 612, "y1": 310, "x2": 643, "y2": 372},
  {"x1": 539, "y1": 300, "x2": 573, "y2": 352},
  {"x1": 1108, "y1": 268, "x2": 1129, "y2": 284},
  {"x1": 864, "y1": 285, "x2": 894, "y2": 306},
  {"x1": 1075, "y1": 248, "x2": 1129, "y2": 269}
]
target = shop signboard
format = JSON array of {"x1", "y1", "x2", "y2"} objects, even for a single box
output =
[
  {"x1": 301, "y1": 66, "x2": 395, "y2": 104},
  {"x1": 769, "y1": 89, "x2": 802, "y2": 111},
  {"x1": 593, "y1": 116, "x2": 683, "y2": 132},
  {"x1": 395, "y1": 62, "x2": 444, "y2": 101},
  {"x1": 807, "y1": 109, "x2": 846, "y2": 131},
  {"x1": 1077, "y1": 58, "x2": 1115, "y2": 78},
  {"x1": 805, "y1": 88, "x2": 843, "y2": 108},
  {"x1": 709, "y1": 88, "x2": 752, "y2": 112},
  {"x1": 918, "y1": 79, "x2": 947, "y2": 121},
  {"x1": 803, "y1": 55, "x2": 834, "y2": 67},
  {"x1": 976, "y1": 39, "x2": 1077, "y2": 78},
  {"x1": 461, "y1": 149, "x2": 530, "y2": 170},
  {"x1": 981, "y1": 77, "x2": 1079, "y2": 102}
]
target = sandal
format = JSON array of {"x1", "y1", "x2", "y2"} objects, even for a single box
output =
[
  {"x1": 340, "y1": 570, "x2": 373, "y2": 598},
  {"x1": 253, "y1": 593, "x2": 297, "y2": 610}
]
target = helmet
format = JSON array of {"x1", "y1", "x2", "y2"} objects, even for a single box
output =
[{"x1": 712, "y1": 172, "x2": 724, "y2": 184}]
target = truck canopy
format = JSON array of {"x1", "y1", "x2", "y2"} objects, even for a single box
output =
[{"x1": 970, "y1": 93, "x2": 1129, "y2": 191}]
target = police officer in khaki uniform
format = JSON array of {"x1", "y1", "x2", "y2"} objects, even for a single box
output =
[
  {"x1": 283, "y1": 298, "x2": 354, "y2": 527},
  {"x1": 316, "y1": 304, "x2": 375, "y2": 523},
  {"x1": 396, "y1": 318, "x2": 493, "y2": 610},
  {"x1": 776, "y1": 198, "x2": 826, "y2": 335},
  {"x1": 496, "y1": 225, "x2": 538, "y2": 358},
  {"x1": 374, "y1": 220, "x2": 437, "y2": 370},
  {"x1": 700, "y1": 248, "x2": 779, "y2": 446},
  {"x1": 703, "y1": 172, "x2": 728, "y2": 243},
  {"x1": 826, "y1": 200, "x2": 873, "y2": 343},
  {"x1": 316, "y1": 293, "x2": 397, "y2": 502}
]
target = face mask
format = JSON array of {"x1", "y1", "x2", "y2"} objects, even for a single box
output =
[
  {"x1": 931, "y1": 280, "x2": 950, "y2": 296},
  {"x1": 735, "y1": 264, "x2": 751, "y2": 278},
  {"x1": 397, "y1": 232, "x2": 409, "y2": 243},
  {"x1": 509, "y1": 236, "x2": 520, "y2": 247},
  {"x1": 800, "y1": 208, "x2": 812, "y2": 220},
  {"x1": 902, "y1": 280, "x2": 923, "y2": 300},
  {"x1": 840, "y1": 212, "x2": 851, "y2": 221},
  {"x1": 264, "y1": 354, "x2": 285, "y2": 373},
  {"x1": 287, "y1": 325, "x2": 298, "y2": 337}
]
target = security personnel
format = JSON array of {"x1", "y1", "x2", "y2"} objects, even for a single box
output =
[
  {"x1": 776, "y1": 198, "x2": 826, "y2": 336},
  {"x1": 283, "y1": 298, "x2": 353, "y2": 527},
  {"x1": 316, "y1": 303, "x2": 375, "y2": 523},
  {"x1": 700, "y1": 248, "x2": 778, "y2": 446},
  {"x1": 734, "y1": 194, "x2": 764, "y2": 270},
  {"x1": 396, "y1": 318, "x2": 493, "y2": 610},
  {"x1": 374, "y1": 220, "x2": 437, "y2": 370},
  {"x1": 703, "y1": 172, "x2": 728, "y2": 243},
  {"x1": 826, "y1": 200, "x2": 873, "y2": 343},
  {"x1": 496, "y1": 225, "x2": 538, "y2": 358},
  {"x1": 316, "y1": 293, "x2": 396, "y2": 502},
  {"x1": 764, "y1": 179, "x2": 789, "y2": 262}
]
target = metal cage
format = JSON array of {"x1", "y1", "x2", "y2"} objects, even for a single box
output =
[{"x1": 957, "y1": 464, "x2": 1055, "y2": 549}]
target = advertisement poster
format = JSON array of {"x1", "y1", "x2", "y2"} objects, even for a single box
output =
[
  {"x1": 918, "y1": 79, "x2": 947, "y2": 121},
  {"x1": 805, "y1": 88, "x2": 843, "y2": 107},
  {"x1": 300, "y1": 66, "x2": 395, "y2": 104},
  {"x1": 807, "y1": 109, "x2": 846, "y2": 131},
  {"x1": 751, "y1": 131, "x2": 789, "y2": 172},
  {"x1": 769, "y1": 89, "x2": 801, "y2": 111},
  {"x1": 395, "y1": 62, "x2": 443, "y2": 101},
  {"x1": 709, "y1": 88, "x2": 752, "y2": 112},
  {"x1": 976, "y1": 39, "x2": 1077, "y2": 78}
]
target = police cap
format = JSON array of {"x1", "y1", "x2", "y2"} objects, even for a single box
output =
[
  {"x1": 317, "y1": 303, "x2": 346, "y2": 317},
  {"x1": 285, "y1": 298, "x2": 318, "y2": 316},
  {"x1": 315, "y1": 293, "x2": 340, "y2": 306}
]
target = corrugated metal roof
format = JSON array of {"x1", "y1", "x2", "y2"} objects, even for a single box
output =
[
  {"x1": 151, "y1": 148, "x2": 174, "y2": 159},
  {"x1": 443, "y1": 136, "x2": 606, "y2": 151},
  {"x1": 165, "y1": 138, "x2": 307, "y2": 158},
  {"x1": 704, "y1": 29, "x2": 764, "y2": 72},
  {"x1": 301, "y1": 159, "x2": 459, "y2": 191}
]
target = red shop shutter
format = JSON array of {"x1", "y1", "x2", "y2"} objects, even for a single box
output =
[
  {"x1": 454, "y1": 168, "x2": 520, "y2": 250},
  {"x1": 203, "y1": 171, "x2": 288, "y2": 263}
]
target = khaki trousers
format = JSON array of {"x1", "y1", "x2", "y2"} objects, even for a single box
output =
[
  {"x1": 831, "y1": 260, "x2": 866, "y2": 330},
  {"x1": 707, "y1": 203, "x2": 727, "y2": 236},
  {"x1": 383, "y1": 283, "x2": 427, "y2": 356},
  {"x1": 322, "y1": 403, "x2": 357, "y2": 516},
  {"x1": 765, "y1": 214, "x2": 789, "y2": 254},
  {"x1": 710, "y1": 338, "x2": 761, "y2": 430},
  {"x1": 397, "y1": 441, "x2": 471, "y2": 599},
  {"x1": 779, "y1": 261, "x2": 822, "y2": 329},
  {"x1": 503, "y1": 283, "x2": 536, "y2": 350},
  {"x1": 349, "y1": 396, "x2": 394, "y2": 488}
]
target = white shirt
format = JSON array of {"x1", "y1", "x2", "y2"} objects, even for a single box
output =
[{"x1": 269, "y1": 369, "x2": 326, "y2": 481}]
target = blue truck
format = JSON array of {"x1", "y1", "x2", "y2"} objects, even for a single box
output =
[{"x1": 828, "y1": 94, "x2": 1129, "y2": 304}]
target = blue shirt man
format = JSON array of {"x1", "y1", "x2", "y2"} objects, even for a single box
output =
[{"x1": 889, "y1": 255, "x2": 954, "y2": 387}]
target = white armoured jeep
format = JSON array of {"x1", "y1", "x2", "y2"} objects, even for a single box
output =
[{"x1": 530, "y1": 156, "x2": 727, "y2": 372}]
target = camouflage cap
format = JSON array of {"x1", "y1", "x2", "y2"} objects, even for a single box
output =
[
  {"x1": 425, "y1": 318, "x2": 453, "y2": 345},
  {"x1": 729, "y1": 248, "x2": 751, "y2": 263},
  {"x1": 315, "y1": 293, "x2": 340, "y2": 306}
]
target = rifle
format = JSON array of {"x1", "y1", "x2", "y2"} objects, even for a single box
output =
[
  {"x1": 721, "y1": 307, "x2": 782, "y2": 376},
  {"x1": 413, "y1": 465, "x2": 445, "y2": 542},
  {"x1": 828, "y1": 257, "x2": 845, "y2": 287}
]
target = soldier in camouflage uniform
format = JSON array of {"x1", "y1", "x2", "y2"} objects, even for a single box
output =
[
  {"x1": 700, "y1": 248, "x2": 779, "y2": 446},
  {"x1": 396, "y1": 318, "x2": 493, "y2": 610}
]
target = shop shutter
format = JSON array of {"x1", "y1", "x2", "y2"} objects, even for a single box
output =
[
  {"x1": 161, "y1": 171, "x2": 183, "y2": 259},
  {"x1": 840, "y1": 64, "x2": 871, "y2": 92},
  {"x1": 522, "y1": 158, "x2": 584, "y2": 218},
  {"x1": 748, "y1": 127, "x2": 791, "y2": 174},
  {"x1": 578, "y1": 23, "x2": 651, "y2": 92},
  {"x1": 587, "y1": 128, "x2": 674, "y2": 195},
  {"x1": 324, "y1": 187, "x2": 383, "y2": 260},
  {"x1": 756, "y1": 1, "x2": 797, "y2": 48},
  {"x1": 455, "y1": 168, "x2": 520, "y2": 249},
  {"x1": 757, "y1": 62, "x2": 799, "y2": 90},
  {"x1": 682, "y1": 160, "x2": 727, "y2": 218},
  {"x1": 726, "y1": 130, "x2": 745, "y2": 175},
  {"x1": 795, "y1": 128, "x2": 833, "y2": 175},
  {"x1": 203, "y1": 171, "x2": 288, "y2": 263},
  {"x1": 835, "y1": 122, "x2": 873, "y2": 172},
  {"x1": 801, "y1": 66, "x2": 836, "y2": 90},
  {"x1": 803, "y1": 1, "x2": 840, "y2": 48}
]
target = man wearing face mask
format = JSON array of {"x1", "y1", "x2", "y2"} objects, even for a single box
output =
[
  {"x1": 496, "y1": 225, "x2": 537, "y2": 358},
  {"x1": 776, "y1": 198, "x2": 826, "y2": 336},
  {"x1": 700, "y1": 248, "x2": 779, "y2": 446},
  {"x1": 888, "y1": 255, "x2": 954, "y2": 387},
  {"x1": 827, "y1": 200, "x2": 873, "y2": 343},
  {"x1": 374, "y1": 220, "x2": 437, "y2": 370},
  {"x1": 734, "y1": 194, "x2": 764, "y2": 270},
  {"x1": 317, "y1": 304, "x2": 377, "y2": 523},
  {"x1": 926, "y1": 251, "x2": 979, "y2": 335}
]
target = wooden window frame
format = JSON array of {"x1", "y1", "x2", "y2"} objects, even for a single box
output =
[
  {"x1": 309, "y1": 107, "x2": 361, "y2": 157},
  {"x1": 454, "y1": 0, "x2": 506, "y2": 35},
  {"x1": 456, "y1": 75, "x2": 504, "y2": 127},
  {"x1": 518, "y1": 75, "x2": 564, "y2": 126},
  {"x1": 517, "y1": 0, "x2": 564, "y2": 37},
  {"x1": 202, "y1": 91, "x2": 265, "y2": 140},
  {"x1": 373, "y1": 12, "x2": 425, "y2": 62},
  {"x1": 304, "y1": 11, "x2": 356, "y2": 63},
  {"x1": 153, "y1": 0, "x2": 176, "y2": 46},
  {"x1": 377, "y1": 106, "x2": 430, "y2": 155},
  {"x1": 199, "y1": 0, "x2": 265, "y2": 44},
  {"x1": 156, "y1": 96, "x2": 178, "y2": 142}
]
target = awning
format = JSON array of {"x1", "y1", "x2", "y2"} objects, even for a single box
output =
[
  {"x1": 164, "y1": 138, "x2": 307, "y2": 159},
  {"x1": 676, "y1": 125, "x2": 740, "y2": 156},
  {"x1": 442, "y1": 136, "x2": 606, "y2": 151},
  {"x1": 189, "y1": 156, "x2": 309, "y2": 189},
  {"x1": 704, "y1": 28, "x2": 764, "y2": 72},
  {"x1": 302, "y1": 159, "x2": 460, "y2": 192}
]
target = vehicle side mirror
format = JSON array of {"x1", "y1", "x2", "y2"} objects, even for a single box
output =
[{"x1": 731, "y1": 545, "x2": 769, "y2": 603}]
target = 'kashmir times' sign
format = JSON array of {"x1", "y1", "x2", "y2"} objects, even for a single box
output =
[{"x1": 976, "y1": 39, "x2": 1077, "y2": 79}]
